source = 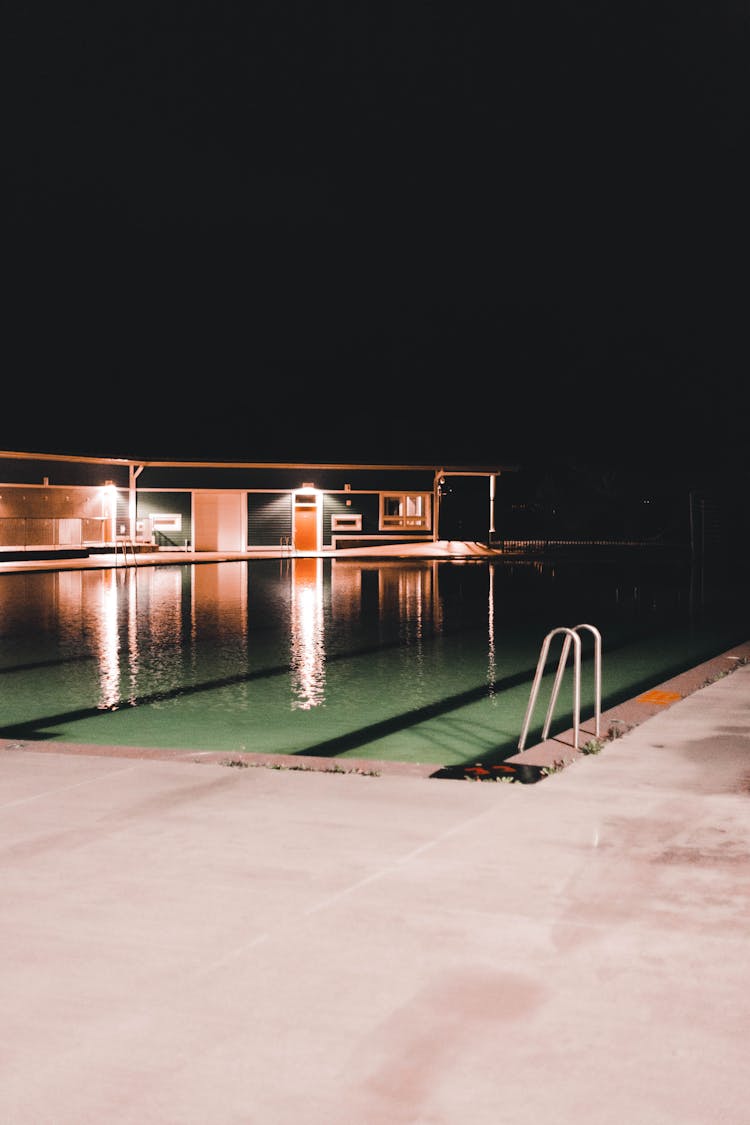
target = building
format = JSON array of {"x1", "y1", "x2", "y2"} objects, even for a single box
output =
[{"x1": 0, "y1": 450, "x2": 518, "y2": 558}]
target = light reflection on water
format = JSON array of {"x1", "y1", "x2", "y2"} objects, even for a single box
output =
[
  {"x1": 97, "y1": 570, "x2": 120, "y2": 711},
  {"x1": 289, "y1": 557, "x2": 325, "y2": 710},
  {"x1": 0, "y1": 556, "x2": 746, "y2": 766},
  {"x1": 487, "y1": 564, "x2": 496, "y2": 698}
]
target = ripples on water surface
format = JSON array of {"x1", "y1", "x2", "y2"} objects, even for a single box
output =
[{"x1": 0, "y1": 557, "x2": 747, "y2": 767}]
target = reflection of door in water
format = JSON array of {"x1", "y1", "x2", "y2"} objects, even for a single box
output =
[
  {"x1": 290, "y1": 557, "x2": 324, "y2": 708},
  {"x1": 294, "y1": 500, "x2": 318, "y2": 551}
]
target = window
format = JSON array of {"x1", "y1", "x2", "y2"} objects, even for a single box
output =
[
  {"x1": 331, "y1": 514, "x2": 362, "y2": 531},
  {"x1": 379, "y1": 492, "x2": 431, "y2": 530}
]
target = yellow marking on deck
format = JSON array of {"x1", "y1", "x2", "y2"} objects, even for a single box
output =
[{"x1": 636, "y1": 689, "x2": 682, "y2": 705}]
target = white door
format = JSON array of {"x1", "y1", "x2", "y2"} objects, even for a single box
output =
[{"x1": 193, "y1": 491, "x2": 245, "y2": 552}]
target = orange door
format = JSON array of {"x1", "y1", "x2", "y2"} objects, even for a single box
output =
[{"x1": 294, "y1": 505, "x2": 318, "y2": 551}]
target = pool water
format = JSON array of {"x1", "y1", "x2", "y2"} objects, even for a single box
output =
[{"x1": 0, "y1": 556, "x2": 747, "y2": 769}]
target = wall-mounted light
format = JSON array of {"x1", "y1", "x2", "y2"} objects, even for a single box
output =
[{"x1": 294, "y1": 485, "x2": 318, "y2": 506}]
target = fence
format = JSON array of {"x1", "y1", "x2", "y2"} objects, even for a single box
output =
[
  {"x1": 0, "y1": 517, "x2": 109, "y2": 552},
  {"x1": 492, "y1": 537, "x2": 678, "y2": 554}
]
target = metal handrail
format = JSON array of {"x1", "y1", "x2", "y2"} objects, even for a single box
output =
[
  {"x1": 518, "y1": 624, "x2": 601, "y2": 752},
  {"x1": 116, "y1": 538, "x2": 138, "y2": 567}
]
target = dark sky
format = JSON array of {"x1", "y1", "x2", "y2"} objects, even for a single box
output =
[{"x1": 2, "y1": 4, "x2": 746, "y2": 476}]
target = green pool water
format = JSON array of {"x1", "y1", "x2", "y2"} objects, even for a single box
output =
[{"x1": 0, "y1": 555, "x2": 747, "y2": 770}]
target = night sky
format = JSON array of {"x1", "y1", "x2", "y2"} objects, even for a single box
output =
[{"x1": 2, "y1": 4, "x2": 746, "y2": 476}]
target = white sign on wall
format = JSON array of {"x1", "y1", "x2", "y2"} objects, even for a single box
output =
[{"x1": 151, "y1": 513, "x2": 182, "y2": 531}]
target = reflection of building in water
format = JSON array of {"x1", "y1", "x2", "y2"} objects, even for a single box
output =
[
  {"x1": 80, "y1": 563, "x2": 251, "y2": 717},
  {"x1": 331, "y1": 560, "x2": 443, "y2": 641},
  {"x1": 123, "y1": 567, "x2": 186, "y2": 707},
  {"x1": 95, "y1": 570, "x2": 121, "y2": 710},
  {"x1": 192, "y1": 561, "x2": 248, "y2": 644},
  {"x1": 95, "y1": 567, "x2": 187, "y2": 712},
  {"x1": 329, "y1": 559, "x2": 363, "y2": 620},
  {"x1": 379, "y1": 562, "x2": 432, "y2": 646},
  {"x1": 123, "y1": 568, "x2": 140, "y2": 705},
  {"x1": 331, "y1": 561, "x2": 443, "y2": 702},
  {"x1": 49, "y1": 572, "x2": 84, "y2": 639},
  {"x1": 290, "y1": 557, "x2": 325, "y2": 710},
  {"x1": 143, "y1": 567, "x2": 185, "y2": 644},
  {"x1": 487, "y1": 562, "x2": 496, "y2": 697}
]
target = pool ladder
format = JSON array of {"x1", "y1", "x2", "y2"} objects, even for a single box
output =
[
  {"x1": 518, "y1": 624, "x2": 601, "y2": 752},
  {"x1": 116, "y1": 538, "x2": 138, "y2": 567}
]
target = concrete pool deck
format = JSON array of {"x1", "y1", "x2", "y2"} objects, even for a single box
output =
[
  {"x1": 2, "y1": 647, "x2": 750, "y2": 1121},
  {"x1": 0, "y1": 539, "x2": 513, "y2": 575}
]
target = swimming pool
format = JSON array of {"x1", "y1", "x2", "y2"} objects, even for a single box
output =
[{"x1": 0, "y1": 555, "x2": 747, "y2": 770}]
